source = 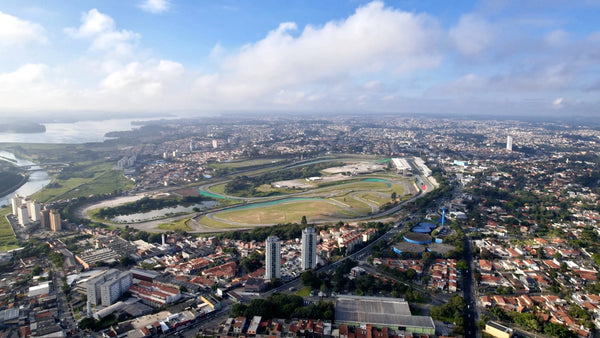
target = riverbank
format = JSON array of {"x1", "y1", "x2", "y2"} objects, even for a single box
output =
[
  {"x1": 0, "y1": 173, "x2": 29, "y2": 202},
  {"x1": 0, "y1": 151, "x2": 51, "y2": 207}
]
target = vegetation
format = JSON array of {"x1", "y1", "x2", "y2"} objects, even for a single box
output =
[
  {"x1": 488, "y1": 306, "x2": 579, "y2": 338},
  {"x1": 0, "y1": 207, "x2": 19, "y2": 252},
  {"x1": 431, "y1": 295, "x2": 465, "y2": 328},
  {"x1": 157, "y1": 218, "x2": 192, "y2": 231},
  {"x1": 230, "y1": 293, "x2": 334, "y2": 320},
  {"x1": 241, "y1": 251, "x2": 264, "y2": 272},
  {"x1": 214, "y1": 199, "x2": 344, "y2": 225},
  {"x1": 0, "y1": 161, "x2": 26, "y2": 195},
  {"x1": 224, "y1": 161, "x2": 344, "y2": 196}
]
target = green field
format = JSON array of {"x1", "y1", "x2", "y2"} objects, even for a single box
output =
[
  {"x1": 0, "y1": 207, "x2": 19, "y2": 252},
  {"x1": 207, "y1": 183, "x2": 227, "y2": 195},
  {"x1": 157, "y1": 218, "x2": 192, "y2": 232},
  {"x1": 214, "y1": 199, "x2": 346, "y2": 224},
  {"x1": 33, "y1": 162, "x2": 134, "y2": 202},
  {"x1": 197, "y1": 215, "x2": 251, "y2": 229}
]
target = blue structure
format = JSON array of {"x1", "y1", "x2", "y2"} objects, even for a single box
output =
[
  {"x1": 412, "y1": 226, "x2": 432, "y2": 233},
  {"x1": 441, "y1": 208, "x2": 447, "y2": 226},
  {"x1": 403, "y1": 232, "x2": 432, "y2": 245}
]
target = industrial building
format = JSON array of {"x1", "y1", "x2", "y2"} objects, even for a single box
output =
[
  {"x1": 484, "y1": 321, "x2": 513, "y2": 338},
  {"x1": 391, "y1": 158, "x2": 412, "y2": 174},
  {"x1": 76, "y1": 248, "x2": 121, "y2": 269},
  {"x1": 334, "y1": 295, "x2": 435, "y2": 335}
]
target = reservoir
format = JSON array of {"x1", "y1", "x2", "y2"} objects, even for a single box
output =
[
  {"x1": 0, "y1": 151, "x2": 51, "y2": 207},
  {"x1": 110, "y1": 201, "x2": 219, "y2": 223},
  {"x1": 0, "y1": 117, "x2": 173, "y2": 144}
]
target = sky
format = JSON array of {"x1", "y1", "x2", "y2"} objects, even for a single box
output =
[{"x1": 0, "y1": 0, "x2": 599, "y2": 118}]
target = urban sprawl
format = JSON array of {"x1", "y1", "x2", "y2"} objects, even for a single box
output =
[{"x1": 0, "y1": 115, "x2": 599, "y2": 338}]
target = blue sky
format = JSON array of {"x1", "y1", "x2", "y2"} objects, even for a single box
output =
[{"x1": 0, "y1": 0, "x2": 599, "y2": 117}]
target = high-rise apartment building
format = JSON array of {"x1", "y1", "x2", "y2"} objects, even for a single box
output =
[
  {"x1": 86, "y1": 269, "x2": 132, "y2": 306},
  {"x1": 17, "y1": 205, "x2": 29, "y2": 227},
  {"x1": 506, "y1": 135, "x2": 513, "y2": 152},
  {"x1": 28, "y1": 200, "x2": 41, "y2": 222},
  {"x1": 301, "y1": 227, "x2": 317, "y2": 270},
  {"x1": 40, "y1": 208, "x2": 50, "y2": 228},
  {"x1": 49, "y1": 209, "x2": 61, "y2": 231},
  {"x1": 265, "y1": 236, "x2": 281, "y2": 280},
  {"x1": 11, "y1": 195, "x2": 22, "y2": 216}
]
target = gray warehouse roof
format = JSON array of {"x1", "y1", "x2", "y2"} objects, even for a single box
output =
[{"x1": 335, "y1": 296, "x2": 435, "y2": 330}]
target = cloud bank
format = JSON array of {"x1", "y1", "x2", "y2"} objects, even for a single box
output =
[{"x1": 0, "y1": 1, "x2": 598, "y2": 116}]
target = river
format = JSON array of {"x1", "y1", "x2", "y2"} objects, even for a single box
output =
[{"x1": 0, "y1": 151, "x2": 51, "y2": 207}]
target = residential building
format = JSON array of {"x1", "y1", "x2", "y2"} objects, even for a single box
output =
[
  {"x1": 265, "y1": 236, "x2": 281, "y2": 280},
  {"x1": 17, "y1": 205, "x2": 29, "y2": 227},
  {"x1": 301, "y1": 227, "x2": 317, "y2": 270},
  {"x1": 49, "y1": 209, "x2": 61, "y2": 231}
]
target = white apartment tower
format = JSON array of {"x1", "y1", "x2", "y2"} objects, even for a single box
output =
[
  {"x1": 17, "y1": 205, "x2": 29, "y2": 227},
  {"x1": 301, "y1": 227, "x2": 317, "y2": 270},
  {"x1": 28, "y1": 200, "x2": 41, "y2": 222},
  {"x1": 11, "y1": 195, "x2": 22, "y2": 216},
  {"x1": 265, "y1": 236, "x2": 281, "y2": 280},
  {"x1": 506, "y1": 135, "x2": 513, "y2": 152}
]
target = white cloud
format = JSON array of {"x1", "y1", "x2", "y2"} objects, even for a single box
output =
[
  {"x1": 138, "y1": 0, "x2": 171, "y2": 14},
  {"x1": 0, "y1": 64, "x2": 47, "y2": 86},
  {"x1": 195, "y1": 1, "x2": 442, "y2": 103},
  {"x1": 101, "y1": 60, "x2": 185, "y2": 98},
  {"x1": 65, "y1": 9, "x2": 139, "y2": 56},
  {"x1": 450, "y1": 14, "x2": 493, "y2": 56},
  {"x1": 0, "y1": 11, "x2": 47, "y2": 46},
  {"x1": 553, "y1": 97, "x2": 564, "y2": 108}
]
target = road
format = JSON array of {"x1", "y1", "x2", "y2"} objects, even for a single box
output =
[{"x1": 462, "y1": 236, "x2": 478, "y2": 337}]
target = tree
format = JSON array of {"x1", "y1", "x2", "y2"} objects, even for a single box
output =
[
  {"x1": 391, "y1": 192, "x2": 397, "y2": 200},
  {"x1": 301, "y1": 215, "x2": 307, "y2": 225},
  {"x1": 456, "y1": 259, "x2": 469, "y2": 271},
  {"x1": 32, "y1": 266, "x2": 43, "y2": 276}
]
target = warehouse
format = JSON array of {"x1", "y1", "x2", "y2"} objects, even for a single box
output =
[{"x1": 335, "y1": 295, "x2": 435, "y2": 335}]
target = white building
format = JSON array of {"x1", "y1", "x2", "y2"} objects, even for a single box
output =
[
  {"x1": 506, "y1": 135, "x2": 513, "y2": 152},
  {"x1": 28, "y1": 200, "x2": 41, "y2": 222},
  {"x1": 100, "y1": 271, "x2": 132, "y2": 306},
  {"x1": 28, "y1": 282, "x2": 51, "y2": 297},
  {"x1": 10, "y1": 195, "x2": 22, "y2": 216},
  {"x1": 17, "y1": 205, "x2": 29, "y2": 227},
  {"x1": 265, "y1": 236, "x2": 281, "y2": 280},
  {"x1": 87, "y1": 269, "x2": 132, "y2": 306},
  {"x1": 301, "y1": 227, "x2": 317, "y2": 270}
]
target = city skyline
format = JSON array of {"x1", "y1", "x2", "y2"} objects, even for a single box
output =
[{"x1": 1, "y1": 0, "x2": 599, "y2": 117}]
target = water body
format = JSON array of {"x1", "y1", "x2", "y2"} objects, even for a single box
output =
[
  {"x1": 0, "y1": 117, "x2": 169, "y2": 144},
  {"x1": 0, "y1": 151, "x2": 51, "y2": 207},
  {"x1": 110, "y1": 201, "x2": 219, "y2": 223}
]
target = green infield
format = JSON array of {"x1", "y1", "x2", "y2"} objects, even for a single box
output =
[{"x1": 214, "y1": 199, "x2": 347, "y2": 224}]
